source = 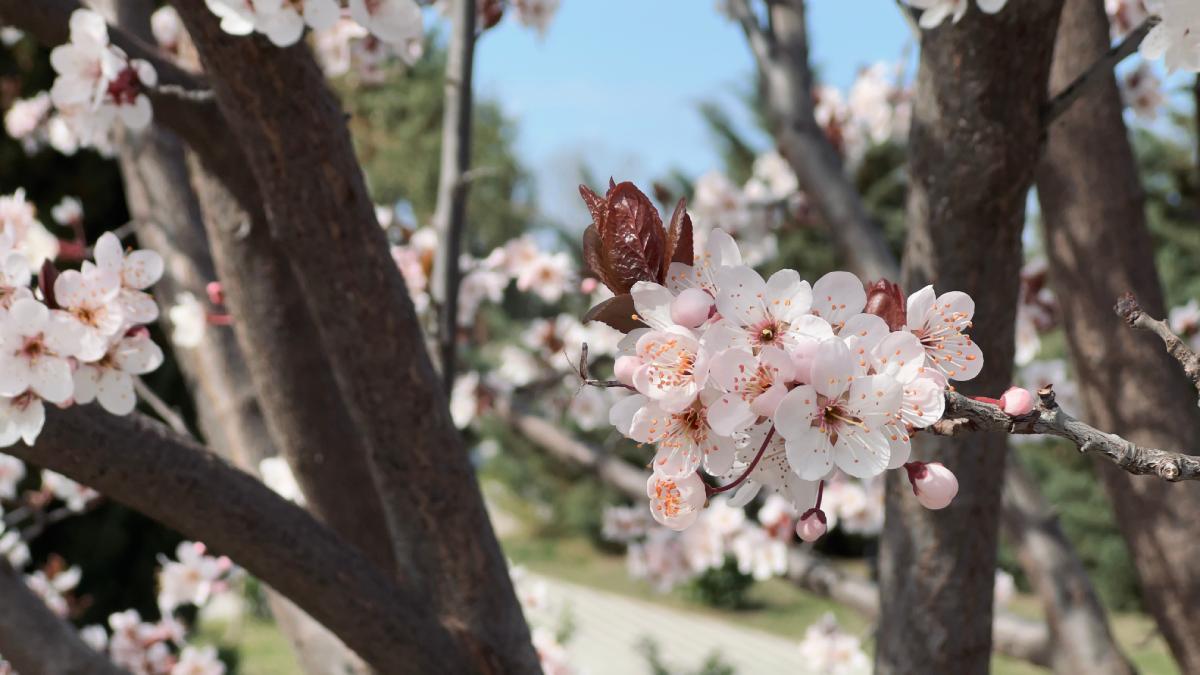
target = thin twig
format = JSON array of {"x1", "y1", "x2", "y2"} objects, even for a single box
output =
[
  {"x1": 936, "y1": 388, "x2": 1200, "y2": 482},
  {"x1": 1042, "y1": 16, "x2": 1160, "y2": 126},
  {"x1": 133, "y1": 378, "x2": 192, "y2": 438},
  {"x1": 1116, "y1": 292, "x2": 1200, "y2": 398},
  {"x1": 707, "y1": 427, "x2": 775, "y2": 497},
  {"x1": 150, "y1": 83, "x2": 216, "y2": 102}
]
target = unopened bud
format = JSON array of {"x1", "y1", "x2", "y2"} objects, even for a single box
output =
[
  {"x1": 864, "y1": 279, "x2": 906, "y2": 331},
  {"x1": 670, "y1": 288, "x2": 714, "y2": 328},
  {"x1": 614, "y1": 355, "x2": 642, "y2": 387},
  {"x1": 206, "y1": 281, "x2": 225, "y2": 306},
  {"x1": 999, "y1": 386, "x2": 1035, "y2": 416},
  {"x1": 796, "y1": 508, "x2": 828, "y2": 542},
  {"x1": 905, "y1": 461, "x2": 958, "y2": 510}
]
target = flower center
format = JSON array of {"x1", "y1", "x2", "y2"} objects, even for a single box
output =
[{"x1": 106, "y1": 66, "x2": 143, "y2": 106}]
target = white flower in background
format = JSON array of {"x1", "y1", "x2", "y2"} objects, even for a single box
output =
[
  {"x1": 25, "y1": 565, "x2": 81, "y2": 618},
  {"x1": 315, "y1": 19, "x2": 371, "y2": 77},
  {"x1": 601, "y1": 505, "x2": 650, "y2": 543},
  {"x1": 906, "y1": 0, "x2": 1008, "y2": 29},
  {"x1": 1014, "y1": 304, "x2": 1040, "y2": 367},
  {"x1": 93, "y1": 232, "x2": 164, "y2": 324},
  {"x1": 54, "y1": 264, "x2": 124, "y2": 362},
  {"x1": 207, "y1": 0, "x2": 340, "y2": 47},
  {"x1": 259, "y1": 456, "x2": 306, "y2": 505},
  {"x1": 450, "y1": 370, "x2": 481, "y2": 428},
  {"x1": 0, "y1": 393, "x2": 49, "y2": 447},
  {"x1": 458, "y1": 265, "x2": 508, "y2": 326},
  {"x1": 4, "y1": 93, "x2": 53, "y2": 144},
  {"x1": 349, "y1": 0, "x2": 424, "y2": 45},
  {"x1": 157, "y1": 541, "x2": 231, "y2": 613},
  {"x1": 745, "y1": 151, "x2": 799, "y2": 203},
  {"x1": 172, "y1": 645, "x2": 226, "y2": 675},
  {"x1": 0, "y1": 529, "x2": 29, "y2": 568},
  {"x1": 1121, "y1": 63, "x2": 1164, "y2": 121},
  {"x1": 74, "y1": 331, "x2": 164, "y2": 415},
  {"x1": 494, "y1": 345, "x2": 541, "y2": 388},
  {"x1": 0, "y1": 27, "x2": 23, "y2": 46},
  {"x1": 0, "y1": 454, "x2": 24, "y2": 499},
  {"x1": 730, "y1": 526, "x2": 788, "y2": 580},
  {"x1": 79, "y1": 624, "x2": 108, "y2": 652},
  {"x1": 169, "y1": 292, "x2": 207, "y2": 348},
  {"x1": 691, "y1": 171, "x2": 752, "y2": 235},
  {"x1": 1169, "y1": 299, "x2": 1200, "y2": 339},
  {"x1": 51, "y1": 196, "x2": 83, "y2": 227},
  {"x1": 531, "y1": 627, "x2": 575, "y2": 675},
  {"x1": 796, "y1": 613, "x2": 871, "y2": 675},
  {"x1": 1140, "y1": 0, "x2": 1200, "y2": 73},
  {"x1": 568, "y1": 384, "x2": 608, "y2": 431},
  {"x1": 513, "y1": 0, "x2": 562, "y2": 37},
  {"x1": 41, "y1": 470, "x2": 99, "y2": 512},
  {"x1": 516, "y1": 251, "x2": 573, "y2": 303},
  {"x1": 994, "y1": 569, "x2": 1016, "y2": 609},
  {"x1": 1107, "y1": 0, "x2": 1150, "y2": 38},
  {"x1": 151, "y1": 6, "x2": 184, "y2": 53}
]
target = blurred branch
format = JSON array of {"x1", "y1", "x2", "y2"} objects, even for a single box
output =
[
  {"x1": 0, "y1": 558, "x2": 128, "y2": 675},
  {"x1": 1042, "y1": 17, "x2": 1159, "y2": 127},
  {"x1": 727, "y1": 0, "x2": 898, "y2": 280},
  {"x1": 431, "y1": 0, "x2": 479, "y2": 390},
  {"x1": 134, "y1": 378, "x2": 192, "y2": 438}
]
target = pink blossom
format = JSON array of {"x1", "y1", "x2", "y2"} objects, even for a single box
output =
[
  {"x1": 796, "y1": 509, "x2": 828, "y2": 542},
  {"x1": 905, "y1": 461, "x2": 959, "y2": 510}
]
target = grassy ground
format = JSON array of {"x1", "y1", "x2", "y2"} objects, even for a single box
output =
[{"x1": 504, "y1": 533, "x2": 1180, "y2": 675}]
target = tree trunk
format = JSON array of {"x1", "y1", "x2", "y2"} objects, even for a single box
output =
[
  {"x1": 1036, "y1": 0, "x2": 1200, "y2": 671},
  {"x1": 876, "y1": 3, "x2": 1063, "y2": 674}
]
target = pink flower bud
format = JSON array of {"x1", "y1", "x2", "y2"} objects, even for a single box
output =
[
  {"x1": 580, "y1": 277, "x2": 599, "y2": 294},
  {"x1": 614, "y1": 355, "x2": 642, "y2": 387},
  {"x1": 206, "y1": 281, "x2": 225, "y2": 306},
  {"x1": 999, "y1": 386, "x2": 1035, "y2": 416},
  {"x1": 670, "y1": 288, "x2": 714, "y2": 328},
  {"x1": 796, "y1": 508, "x2": 827, "y2": 542},
  {"x1": 905, "y1": 462, "x2": 959, "y2": 510}
]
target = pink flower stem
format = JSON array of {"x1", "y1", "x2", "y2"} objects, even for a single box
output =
[
  {"x1": 972, "y1": 395, "x2": 1003, "y2": 406},
  {"x1": 707, "y1": 426, "x2": 775, "y2": 497}
]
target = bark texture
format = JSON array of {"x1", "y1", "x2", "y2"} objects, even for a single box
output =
[
  {"x1": 166, "y1": 4, "x2": 538, "y2": 671},
  {"x1": 876, "y1": 3, "x2": 1063, "y2": 674},
  {"x1": 1036, "y1": 0, "x2": 1200, "y2": 669}
]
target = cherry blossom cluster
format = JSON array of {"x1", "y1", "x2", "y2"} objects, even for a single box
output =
[
  {"x1": 904, "y1": 0, "x2": 1008, "y2": 29},
  {"x1": 690, "y1": 153, "x2": 801, "y2": 267},
  {"x1": 570, "y1": 181, "x2": 974, "y2": 540},
  {"x1": 603, "y1": 494, "x2": 794, "y2": 592},
  {"x1": 814, "y1": 62, "x2": 912, "y2": 167},
  {"x1": 38, "y1": 10, "x2": 159, "y2": 154},
  {"x1": 0, "y1": 189, "x2": 166, "y2": 446}
]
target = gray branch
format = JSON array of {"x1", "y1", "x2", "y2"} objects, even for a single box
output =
[
  {"x1": 1116, "y1": 292, "x2": 1200, "y2": 400},
  {"x1": 1042, "y1": 16, "x2": 1160, "y2": 126}
]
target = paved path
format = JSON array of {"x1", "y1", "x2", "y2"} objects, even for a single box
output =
[{"x1": 534, "y1": 574, "x2": 802, "y2": 675}]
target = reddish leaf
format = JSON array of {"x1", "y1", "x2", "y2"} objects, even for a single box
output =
[
  {"x1": 583, "y1": 293, "x2": 645, "y2": 333},
  {"x1": 582, "y1": 224, "x2": 609, "y2": 285},
  {"x1": 665, "y1": 198, "x2": 694, "y2": 277},
  {"x1": 578, "y1": 184, "x2": 607, "y2": 233},
  {"x1": 864, "y1": 279, "x2": 906, "y2": 331},
  {"x1": 601, "y1": 182, "x2": 666, "y2": 294}
]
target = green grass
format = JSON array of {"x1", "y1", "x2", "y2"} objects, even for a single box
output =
[
  {"x1": 198, "y1": 614, "x2": 301, "y2": 675},
  {"x1": 503, "y1": 533, "x2": 1181, "y2": 675}
]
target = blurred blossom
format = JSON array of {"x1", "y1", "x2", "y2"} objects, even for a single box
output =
[
  {"x1": 41, "y1": 470, "x2": 99, "y2": 512},
  {"x1": 994, "y1": 569, "x2": 1016, "y2": 610},
  {"x1": 796, "y1": 613, "x2": 870, "y2": 675},
  {"x1": 450, "y1": 371, "x2": 481, "y2": 429},
  {"x1": 168, "y1": 292, "x2": 207, "y2": 348},
  {"x1": 259, "y1": 457, "x2": 306, "y2": 505},
  {"x1": 567, "y1": 384, "x2": 608, "y2": 431},
  {"x1": 0, "y1": 454, "x2": 24, "y2": 500}
]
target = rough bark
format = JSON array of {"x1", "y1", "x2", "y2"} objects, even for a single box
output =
[
  {"x1": 876, "y1": 3, "x2": 1063, "y2": 674},
  {"x1": 1035, "y1": 0, "x2": 1200, "y2": 669},
  {"x1": 0, "y1": 559, "x2": 128, "y2": 675},
  {"x1": 1001, "y1": 454, "x2": 1134, "y2": 674},
  {"x1": 727, "y1": 0, "x2": 898, "y2": 280},
  {"x1": 165, "y1": 4, "x2": 538, "y2": 671},
  {"x1": 23, "y1": 407, "x2": 461, "y2": 675},
  {"x1": 430, "y1": 0, "x2": 478, "y2": 389}
]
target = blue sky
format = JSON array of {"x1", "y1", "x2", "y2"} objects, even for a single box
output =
[{"x1": 470, "y1": 1, "x2": 914, "y2": 227}]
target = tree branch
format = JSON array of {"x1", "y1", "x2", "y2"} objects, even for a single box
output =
[
  {"x1": 19, "y1": 406, "x2": 463, "y2": 674},
  {"x1": 939, "y1": 390, "x2": 1200, "y2": 481},
  {"x1": 430, "y1": 0, "x2": 478, "y2": 390},
  {"x1": 1116, "y1": 292, "x2": 1200, "y2": 400},
  {"x1": 728, "y1": 0, "x2": 899, "y2": 281},
  {"x1": 1042, "y1": 16, "x2": 1159, "y2": 127},
  {"x1": 0, "y1": 558, "x2": 128, "y2": 675}
]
